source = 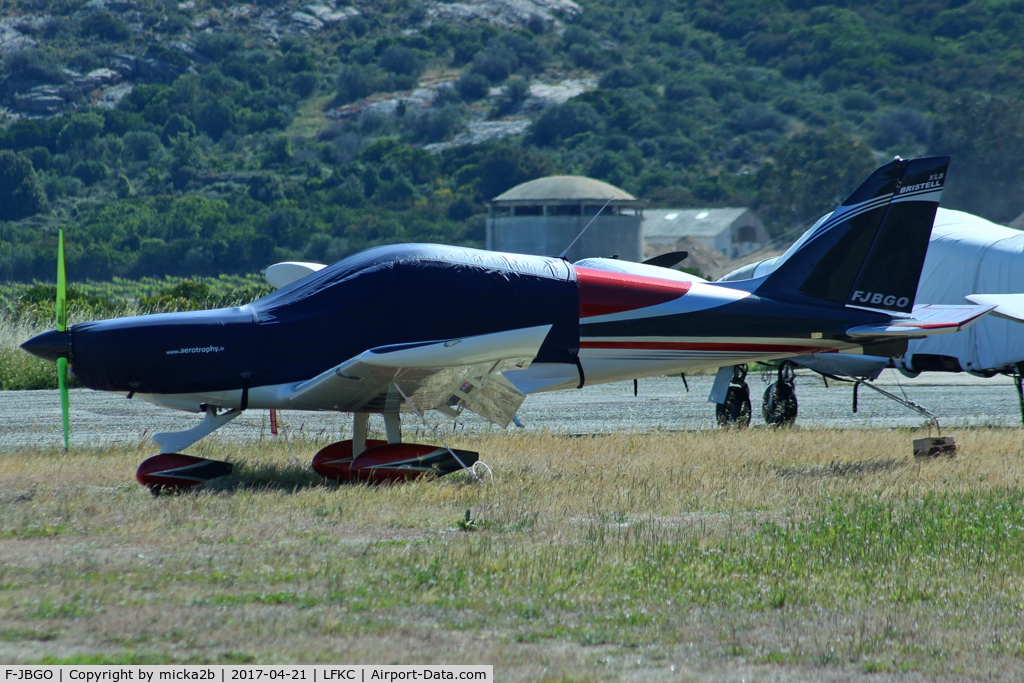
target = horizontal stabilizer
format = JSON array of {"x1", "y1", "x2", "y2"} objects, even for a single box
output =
[
  {"x1": 845, "y1": 304, "x2": 993, "y2": 338},
  {"x1": 965, "y1": 294, "x2": 1024, "y2": 323}
]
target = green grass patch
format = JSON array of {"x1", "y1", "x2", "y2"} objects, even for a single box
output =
[
  {"x1": 27, "y1": 594, "x2": 96, "y2": 620},
  {"x1": 33, "y1": 653, "x2": 179, "y2": 665},
  {"x1": 0, "y1": 628, "x2": 60, "y2": 642},
  {"x1": 756, "y1": 650, "x2": 803, "y2": 665},
  {"x1": 2, "y1": 523, "x2": 65, "y2": 539},
  {"x1": 194, "y1": 592, "x2": 322, "y2": 609}
]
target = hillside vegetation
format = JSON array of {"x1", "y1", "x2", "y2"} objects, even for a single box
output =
[{"x1": 1, "y1": 0, "x2": 1023, "y2": 285}]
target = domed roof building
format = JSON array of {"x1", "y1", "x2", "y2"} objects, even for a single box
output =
[
  {"x1": 492, "y1": 176, "x2": 639, "y2": 204},
  {"x1": 486, "y1": 176, "x2": 645, "y2": 262}
]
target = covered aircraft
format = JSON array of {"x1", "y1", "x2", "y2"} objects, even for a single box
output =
[{"x1": 22, "y1": 156, "x2": 994, "y2": 490}]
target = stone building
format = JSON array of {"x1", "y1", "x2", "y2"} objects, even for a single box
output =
[{"x1": 486, "y1": 176, "x2": 645, "y2": 262}]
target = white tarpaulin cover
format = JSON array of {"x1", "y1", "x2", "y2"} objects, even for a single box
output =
[{"x1": 901, "y1": 208, "x2": 1024, "y2": 374}]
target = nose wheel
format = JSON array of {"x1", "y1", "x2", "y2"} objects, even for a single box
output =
[{"x1": 136, "y1": 453, "x2": 234, "y2": 494}]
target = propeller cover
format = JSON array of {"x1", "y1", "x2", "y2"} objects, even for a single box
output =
[{"x1": 21, "y1": 329, "x2": 72, "y2": 363}]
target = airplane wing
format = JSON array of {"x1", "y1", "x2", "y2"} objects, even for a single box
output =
[
  {"x1": 845, "y1": 304, "x2": 994, "y2": 338},
  {"x1": 280, "y1": 325, "x2": 552, "y2": 428},
  {"x1": 965, "y1": 294, "x2": 1024, "y2": 323}
]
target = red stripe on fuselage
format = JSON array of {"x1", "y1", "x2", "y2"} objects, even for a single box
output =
[
  {"x1": 580, "y1": 341, "x2": 829, "y2": 353},
  {"x1": 576, "y1": 267, "x2": 690, "y2": 318}
]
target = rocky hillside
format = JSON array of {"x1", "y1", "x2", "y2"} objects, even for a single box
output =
[{"x1": 1, "y1": 0, "x2": 1022, "y2": 284}]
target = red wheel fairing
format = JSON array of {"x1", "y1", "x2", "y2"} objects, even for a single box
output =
[
  {"x1": 136, "y1": 453, "x2": 234, "y2": 492},
  {"x1": 311, "y1": 441, "x2": 478, "y2": 483}
]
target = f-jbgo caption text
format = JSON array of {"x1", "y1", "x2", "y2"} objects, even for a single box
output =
[{"x1": 2, "y1": 667, "x2": 492, "y2": 683}]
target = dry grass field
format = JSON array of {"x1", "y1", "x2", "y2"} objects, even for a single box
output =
[{"x1": 2, "y1": 427, "x2": 1024, "y2": 681}]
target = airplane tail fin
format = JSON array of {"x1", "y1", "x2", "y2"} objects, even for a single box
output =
[{"x1": 757, "y1": 156, "x2": 949, "y2": 314}]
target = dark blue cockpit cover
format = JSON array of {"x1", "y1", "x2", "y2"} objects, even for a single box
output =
[
  {"x1": 71, "y1": 244, "x2": 579, "y2": 394},
  {"x1": 249, "y1": 244, "x2": 579, "y2": 382}
]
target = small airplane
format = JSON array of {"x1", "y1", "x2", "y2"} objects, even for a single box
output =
[{"x1": 22, "y1": 155, "x2": 995, "y2": 491}]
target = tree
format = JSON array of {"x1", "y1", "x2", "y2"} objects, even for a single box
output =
[
  {"x1": 115, "y1": 174, "x2": 133, "y2": 199},
  {"x1": 248, "y1": 172, "x2": 284, "y2": 204},
  {"x1": 0, "y1": 151, "x2": 47, "y2": 220},
  {"x1": 335, "y1": 65, "x2": 383, "y2": 105},
  {"x1": 755, "y1": 127, "x2": 876, "y2": 236},
  {"x1": 380, "y1": 46, "x2": 423, "y2": 77},
  {"x1": 471, "y1": 47, "x2": 517, "y2": 84},
  {"x1": 599, "y1": 67, "x2": 645, "y2": 90},
  {"x1": 161, "y1": 114, "x2": 197, "y2": 146},
  {"x1": 406, "y1": 106, "x2": 463, "y2": 143},
  {"x1": 527, "y1": 101, "x2": 604, "y2": 146},
  {"x1": 168, "y1": 133, "x2": 203, "y2": 191},
  {"x1": 264, "y1": 136, "x2": 295, "y2": 166},
  {"x1": 123, "y1": 131, "x2": 162, "y2": 162},
  {"x1": 195, "y1": 32, "x2": 243, "y2": 61},
  {"x1": 928, "y1": 93, "x2": 1024, "y2": 224},
  {"x1": 874, "y1": 107, "x2": 930, "y2": 150},
  {"x1": 80, "y1": 12, "x2": 131, "y2": 41},
  {"x1": 56, "y1": 113, "x2": 105, "y2": 153},
  {"x1": 71, "y1": 159, "x2": 108, "y2": 185},
  {"x1": 456, "y1": 72, "x2": 490, "y2": 102},
  {"x1": 3, "y1": 49, "x2": 68, "y2": 84},
  {"x1": 195, "y1": 98, "x2": 235, "y2": 141},
  {"x1": 476, "y1": 146, "x2": 556, "y2": 200},
  {"x1": 588, "y1": 150, "x2": 633, "y2": 188}
]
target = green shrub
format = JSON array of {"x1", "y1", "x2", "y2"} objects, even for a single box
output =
[
  {"x1": 3, "y1": 48, "x2": 68, "y2": 84},
  {"x1": 122, "y1": 131, "x2": 161, "y2": 162},
  {"x1": 160, "y1": 114, "x2": 196, "y2": 145},
  {"x1": 71, "y1": 159, "x2": 108, "y2": 185},
  {"x1": 195, "y1": 32, "x2": 244, "y2": 60},
  {"x1": 528, "y1": 101, "x2": 604, "y2": 146},
  {"x1": 380, "y1": 46, "x2": 424, "y2": 77},
  {"x1": 0, "y1": 151, "x2": 47, "y2": 221},
  {"x1": 456, "y1": 72, "x2": 490, "y2": 101},
  {"x1": 22, "y1": 147, "x2": 52, "y2": 174},
  {"x1": 56, "y1": 113, "x2": 105, "y2": 153},
  {"x1": 80, "y1": 12, "x2": 131, "y2": 41},
  {"x1": 0, "y1": 347, "x2": 58, "y2": 390}
]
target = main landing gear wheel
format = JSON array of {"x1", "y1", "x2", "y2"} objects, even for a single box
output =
[
  {"x1": 716, "y1": 364, "x2": 751, "y2": 429},
  {"x1": 311, "y1": 440, "x2": 479, "y2": 483},
  {"x1": 136, "y1": 453, "x2": 234, "y2": 495},
  {"x1": 762, "y1": 361, "x2": 798, "y2": 427},
  {"x1": 311, "y1": 411, "x2": 480, "y2": 484}
]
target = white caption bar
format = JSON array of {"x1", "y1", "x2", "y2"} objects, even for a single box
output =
[{"x1": 1, "y1": 667, "x2": 492, "y2": 683}]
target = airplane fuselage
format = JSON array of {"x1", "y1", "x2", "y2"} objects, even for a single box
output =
[{"x1": 37, "y1": 245, "x2": 896, "y2": 413}]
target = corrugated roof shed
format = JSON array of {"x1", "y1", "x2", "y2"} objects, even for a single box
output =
[{"x1": 643, "y1": 208, "x2": 750, "y2": 240}]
